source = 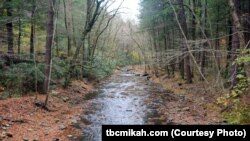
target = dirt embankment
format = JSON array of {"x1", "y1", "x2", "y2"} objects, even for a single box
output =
[
  {"x1": 0, "y1": 80, "x2": 94, "y2": 141},
  {"x1": 132, "y1": 66, "x2": 224, "y2": 124}
]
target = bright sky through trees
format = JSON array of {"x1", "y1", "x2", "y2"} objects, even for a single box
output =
[{"x1": 109, "y1": 0, "x2": 140, "y2": 23}]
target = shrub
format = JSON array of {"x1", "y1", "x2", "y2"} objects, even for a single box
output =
[{"x1": 0, "y1": 62, "x2": 45, "y2": 97}]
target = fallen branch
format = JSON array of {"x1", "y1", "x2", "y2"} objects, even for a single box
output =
[
  {"x1": 34, "y1": 101, "x2": 51, "y2": 111},
  {"x1": 220, "y1": 104, "x2": 235, "y2": 113},
  {"x1": 2, "y1": 118, "x2": 29, "y2": 124}
]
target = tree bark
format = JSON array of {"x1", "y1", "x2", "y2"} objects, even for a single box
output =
[
  {"x1": 18, "y1": 16, "x2": 21, "y2": 54},
  {"x1": 191, "y1": 0, "x2": 196, "y2": 41},
  {"x1": 178, "y1": 0, "x2": 192, "y2": 83},
  {"x1": 226, "y1": 19, "x2": 232, "y2": 76},
  {"x1": 229, "y1": 0, "x2": 245, "y2": 46},
  {"x1": 191, "y1": 0, "x2": 197, "y2": 78},
  {"x1": 30, "y1": 0, "x2": 36, "y2": 59},
  {"x1": 179, "y1": 35, "x2": 185, "y2": 79},
  {"x1": 229, "y1": 0, "x2": 244, "y2": 87},
  {"x1": 200, "y1": 0, "x2": 208, "y2": 79},
  {"x1": 63, "y1": 0, "x2": 73, "y2": 56},
  {"x1": 215, "y1": 5, "x2": 220, "y2": 69},
  {"x1": 245, "y1": 0, "x2": 250, "y2": 46},
  {"x1": 54, "y1": 0, "x2": 60, "y2": 57},
  {"x1": 43, "y1": 0, "x2": 55, "y2": 106},
  {"x1": 6, "y1": 0, "x2": 14, "y2": 55}
]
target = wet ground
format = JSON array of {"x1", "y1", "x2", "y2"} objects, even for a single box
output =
[{"x1": 81, "y1": 69, "x2": 173, "y2": 140}]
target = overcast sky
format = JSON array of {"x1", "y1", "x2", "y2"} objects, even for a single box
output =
[{"x1": 109, "y1": 0, "x2": 140, "y2": 23}]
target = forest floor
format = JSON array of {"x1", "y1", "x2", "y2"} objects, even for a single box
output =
[
  {"x1": 132, "y1": 66, "x2": 224, "y2": 124},
  {"x1": 0, "y1": 80, "x2": 94, "y2": 141},
  {"x1": 0, "y1": 66, "x2": 225, "y2": 141}
]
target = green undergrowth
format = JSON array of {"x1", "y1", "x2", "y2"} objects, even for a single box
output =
[
  {"x1": 0, "y1": 51, "x2": 140, "y2": 99},
  {"x1": 223, "y1": 103, "x2": 250, "y2": 124},
  {"x1": 217, "y1": 49, "x2": 250, "y2": 124},
  {"x1": 0, "y1": 57, "x2": 71, "y2": 99}
]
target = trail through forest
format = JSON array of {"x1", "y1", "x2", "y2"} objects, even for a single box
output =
[
  {"x1": 0, "y1": 67, "x2": 223, "y2": 141},
  {"x1": 1, "y1": 0, "x2": 249, "y2": 140}
]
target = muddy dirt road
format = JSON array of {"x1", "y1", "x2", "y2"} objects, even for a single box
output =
[{"x1": 82, "y1": 69, "x2": 172, "y2": 140}]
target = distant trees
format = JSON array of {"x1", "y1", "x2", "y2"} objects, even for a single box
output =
[
  {"x1": 139, "y1": 0, "x2": 249, "y2": 88},
  {"x1": 64, "y1": 0, "x2": 108, "y2": 84},
  {"x1": 0, "y1": 0, "x2": 131, "y2": 105}
]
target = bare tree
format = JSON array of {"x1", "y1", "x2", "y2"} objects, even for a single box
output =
[
  {"x1": 89, "y1": 1, "x2": 124, "y2": 62},
  {"x1": 65, "y1": 0, "x2": 107, "y2": 84}
]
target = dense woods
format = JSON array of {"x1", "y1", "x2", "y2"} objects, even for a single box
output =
[
  {"x1": 0, "y1": 0, "x2": 140, "y2": 102},
  {"x1": 138, "y1": 0, "x2": 250, "y2": 123},
  {"x1": 0, "y1": 0, "x2": 250, "y2": 134},
  {"x1": 139, "y1": 0, "x2": 250, "y2": 86}
]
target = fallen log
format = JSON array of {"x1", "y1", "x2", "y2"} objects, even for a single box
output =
[{"x1": 0, "y1": 53, "x2": 38, "y2": 66}]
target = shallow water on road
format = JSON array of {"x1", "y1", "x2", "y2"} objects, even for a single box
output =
[{"x1": 82, "y1": 70, "x2": 167, "y2": 141}]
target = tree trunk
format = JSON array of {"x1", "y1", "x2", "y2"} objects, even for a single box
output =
[
  {"x1": 226, "y1": 19, "x2": 232, "y2": 76},
  {"x1": 171, "y1": 28, "x2": 175, "y2": 76},
  {"x1": 229, "y1": 0, "x2": 245, "y2": 46},
  {"x1": 54, "y1": 0, "x2": 60, "y2": 57},
  {"x1": 30, "y1": 0, "x2": 36, "y2": 59},
  {"x1": 215, "y1": 5, "x2": 220, "y2": 69},
  {"x1": 18, "y1": 16, "x2": 21, "y2": 54},
  {"x1": 163, "y1": 24, "x2": 170, "y2": 75},
  {"x1": 64, "y1": 0, "x2": 106, "y2": 86},
  {"x1": 191, "y1": 0, "x2": 197, "y2": 78},
  {"x1": 191, "y1": 0, "x2": 196, "y2": 41},
  {"x1": 63, "y1": 0, "x2": 73, "y2": 56},
  {"x1": 152, "y1": 29, "x2": 159, "y2": 77},
  {"x1": 229, "y1": 0, "x2": 242, "y2": 87},
  {"x1": 179, "y1": 34, "x2": 185, "y2": 79},
  {"x1": 200, "y1": 0, "x2": 208, "y2": 79},
  {"x1": 245, "y1": 0, "x2": 250, "y2": 47},
  {"x1": 178, "y1": 0, "x2": 192, "y2": 83},
  {"x1": 6, "y1": 0, "x2": 14, "y2": 55},
  {"x1": 43, "y1": 0, "x2": 55, "y2": 106},
  {"x1": 70, "y1": 0, "x2": 105, "y2": 69}
]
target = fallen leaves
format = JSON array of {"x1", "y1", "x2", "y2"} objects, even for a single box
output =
[
  {"x1": 133, "y1": 65, "x2": 223, "y2": 124},
  {"x1": 0, "y1": 80, "x2": 93, "y2": 141}
]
